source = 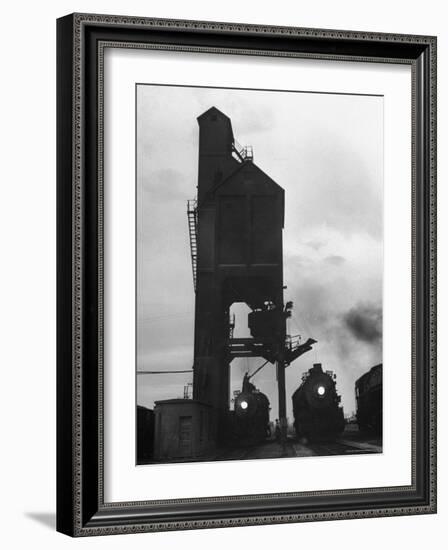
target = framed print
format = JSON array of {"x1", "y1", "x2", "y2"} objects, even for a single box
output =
[{"x1": 56, "y1": 13, "x2": 437, "y2": 536}]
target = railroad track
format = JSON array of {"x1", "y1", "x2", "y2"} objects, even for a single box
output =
[
  {"x1": 307, "y1": 439, "x2": 381, "y2": 456},
  {"x1": 212, "y1": 438, "x2": 382, "y2": 461}
]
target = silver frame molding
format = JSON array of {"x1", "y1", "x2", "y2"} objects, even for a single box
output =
[{"x1": 57, "y1": 13, "x2": 437, "y2": 537}]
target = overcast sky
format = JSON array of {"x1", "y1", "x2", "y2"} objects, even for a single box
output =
[{"x1": 136, "y1": 84, "x2": 383, "y2": 419}]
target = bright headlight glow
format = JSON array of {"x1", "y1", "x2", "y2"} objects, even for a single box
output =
[
  {"x1": 240, "y1": 400, "x2": 248, "y2": 410},
  {"x1": 317, "y1": 385, "x2": 326, "y2": 396}
]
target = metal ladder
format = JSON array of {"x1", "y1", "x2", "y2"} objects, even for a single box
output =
[{"x1": 187, "y1": 199, "x2": 198, "y2": 291}]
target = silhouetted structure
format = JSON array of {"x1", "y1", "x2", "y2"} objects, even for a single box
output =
[
  {"x1": 153, "y1": 400, "x2": 216, "y2": 460},
  {"x1": 190, "y1": 107, "x2": 316, "y2": 445},
  {"x1": 355, "y1": 363, "x2": 383, "y2": 434},
  {"x1": 136, "y1": 405, "x2": 155, "y2": 462}
]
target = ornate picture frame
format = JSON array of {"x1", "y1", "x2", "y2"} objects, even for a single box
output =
[{"x1": 57, "y1": 13, "x2": 437, "y2": 536}]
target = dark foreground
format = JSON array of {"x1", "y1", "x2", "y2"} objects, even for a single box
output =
[
  {"x1": 139, "y1": 425, "x2": 382, "y2": 465},
  {"x1": 216, "y1": 425, "x2": 381, "y2": 461}
]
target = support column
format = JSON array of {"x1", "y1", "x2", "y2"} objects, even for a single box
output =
[
  {"x1": 276, "y1": 297, "x2": 288, "y2": 453},
  {"x1": 277, "y1": 358, "x2": 287, "y2": 450}
]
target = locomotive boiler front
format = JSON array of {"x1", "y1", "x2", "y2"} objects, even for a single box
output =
[
  {"x1": 229, "y1": 380, "x2": 271, "y2": 446},
  {"x1": 292, "y1": 363, "x2": 344, "y2": 440},
  {"x1": 235, "y1": 389, "x2": 269, "y2": 419}
]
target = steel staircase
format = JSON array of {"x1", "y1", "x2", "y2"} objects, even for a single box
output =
[
  {"x1": 187, "y1": 199, "x2": 198, "y2": 291},
  {"x1": 232, "y1": 139, "x2": 254, "y2": 163}
]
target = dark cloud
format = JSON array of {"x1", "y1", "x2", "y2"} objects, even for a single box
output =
[{"x1": 343, "y1": 302, "x2": 382, "y2": 344}]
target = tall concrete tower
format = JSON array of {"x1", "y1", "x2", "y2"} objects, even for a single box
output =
[{"x1": 189, "y1": 107, "x2": 314, "y2": 444}]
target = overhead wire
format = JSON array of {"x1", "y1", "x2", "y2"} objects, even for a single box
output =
[{"x1": 137, "y1": 369, "x2": 193, "y2": 375}]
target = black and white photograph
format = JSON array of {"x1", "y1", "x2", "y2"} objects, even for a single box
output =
[
  {"x1": 136, "y1": 84, "x2": 383, "y2": 464},
  {"x1": 52, "y1": 7, "x2": 437, "y2": 540},
  {"x1": 0, "y1": 0, "x2": 441, "y2": 544}
]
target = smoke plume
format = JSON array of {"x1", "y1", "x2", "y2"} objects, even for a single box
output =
[{"x1": 343, "y1": 302, "x2": 382, "y2": 344}]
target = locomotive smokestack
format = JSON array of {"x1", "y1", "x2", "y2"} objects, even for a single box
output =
[{"x1": 313, "y1": 363, "x2": 323, "y2": 373}]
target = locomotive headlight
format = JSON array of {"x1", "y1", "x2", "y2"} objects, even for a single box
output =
[
  {"x1": 317, "y1": 385, "x2": 326, "y2": 396},
  {"x1": 240, "y1": 400, "x2": 248, "y2": 410}
]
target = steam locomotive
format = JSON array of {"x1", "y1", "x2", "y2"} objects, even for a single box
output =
[
  {"x1": 355, "y1": 363, "x2": 382, "y2": 434},
  {"x1": 227, "y1": 376, "x2": 271, "y2": 446},
  {"x1": 292, "y1": 363, "x2": 345, "y2": 441}
]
